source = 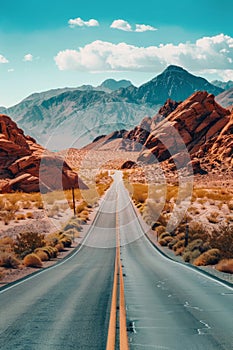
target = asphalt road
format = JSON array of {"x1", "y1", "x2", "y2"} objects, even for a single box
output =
[
  {"x1": 0, "y1": 184, "x2": 118, "y2": 350},
  {"x1": 116, "y1": 173, "x2": 233, "y2": 350},
  {"x1": 0, "y1": 172, "x2": 233, "y2": 350}
]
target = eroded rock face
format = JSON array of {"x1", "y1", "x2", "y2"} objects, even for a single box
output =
[
  {"x1": 138, "y1": 92, "x2": 231, "y2": 169},
  {"x1": 0, "y1": 114, "x2": 87, "y2": 193}
]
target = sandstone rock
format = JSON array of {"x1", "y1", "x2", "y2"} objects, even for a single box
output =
[
  {"x1": 0, "y1": 114, "x2": 87, "y2": 193},
  {"x1": 138, "y1": 91, "x2": 231, "y2": 169}
]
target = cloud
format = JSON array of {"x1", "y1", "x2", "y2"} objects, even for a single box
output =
[
  {"x1": 8, "y1": 68, "x2": 14, "y2": 73},
  {"x1": 23, "y1": 54, "x2": 33, "y2": 62},
  {"x1": 68, "y1": 17, "x2": 99, "y2": 28},
  {"x1": 0, "y1": 54, "x2": 8, "y2": 64},
  {"x1": 54, "y1": 34, "x2": 233, "y2": 75},
  {"x1": 135, "y1": 24, "x2": 157, "y2": 32},
  {"x1": 110, "y1": 19, "x2": 132, "y2": 32},
  {"x1": 110, "y1": 19, "x2": 157, "y2": 32}
]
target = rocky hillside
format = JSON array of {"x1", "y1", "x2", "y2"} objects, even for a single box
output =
[
  {"x1": 137, "y1": 92, "x2": 232, "y2": 171},
  {"x1": 0, "y1": 114, "x2": 87, "y2": 193},
  {"x1": 216, "y1": 88, "x2": 233, "y2": 108},
  {"x1": 212, "y1": 80, "x2": 233, "y2": 90},
  {"x1": 3, "y1": 66, "x2": 222, "y2": 151}
]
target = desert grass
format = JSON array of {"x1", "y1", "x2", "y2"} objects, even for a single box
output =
[
  {"x1": 216, "y1": 259, "x2": 233, "y2": 274},
  {"x1": 23, "y1": 253, "x2": 42, "y2": 268}
]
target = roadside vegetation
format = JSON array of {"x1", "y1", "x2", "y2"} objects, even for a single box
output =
[
  {"x1": 124, "y1": 174, "x2": 233, "y2": 273},
  {"x1": 0, "y1": 170, "x2": 113, "y2": 280}
]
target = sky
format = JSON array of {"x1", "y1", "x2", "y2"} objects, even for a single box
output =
[{"x1": 0, "y1": 0, "x2": 233, "y2": 107}]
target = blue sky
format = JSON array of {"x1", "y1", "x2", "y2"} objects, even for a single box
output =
[{"x1": 0, "y1": 0, "x2": 233, "y2": 106}]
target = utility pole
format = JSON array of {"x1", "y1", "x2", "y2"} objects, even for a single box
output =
[
  {"x1": 184, "y1": 217, "x2": 189, "y2": 247},
  {"x1": 72, "y1": 187, "x2": 76, "y2": 216}
]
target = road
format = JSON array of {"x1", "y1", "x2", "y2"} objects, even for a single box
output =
[
  {"x1": 0, "y1": 184, "x2": 118, "y2": 350},
  {"x1": 117, "y1": 173, "x2": 233, "y2": 350},
  {"x1": 0, "y1": 172, "x2": 233, "y2": 349}
]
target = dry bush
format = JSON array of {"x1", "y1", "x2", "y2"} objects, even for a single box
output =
[
  {"x1": 0, "y1": 252, "x2": 20, "y2": 268},
  {"x1": 173, "y1": 240, "x2": 185, "y2": 252},
  {"x1": 183, "y1": 249, "x2": 201, "y2": 263},
  {"x1": 63, "y1": 218, "x2": 82, "y2": 232},
  {"x1": 14, "y1": 232, "x2": 45, "y2": 259},
  {"x1": 55, "y1": 242, "x2": 65, "y2": 252},
  {"x1": 1, "y1": 211, "x2": 15, "y2": 225},
  {"x1": 22, "y1": 201, "x2": 32, "y2": 209},
  {"x1": 228, "y1": 202, "x2": 233, "y2": 211},
  {"x1": 207, "y1": 211, "x2": 219, "y2": 224},
  {"x1": 132, "y1": 183, "x2": 148, "y2": 203},
  {"x1": 48, "y1": 204, "x2": 61, "y2": 218},
  {"x1": 35, "y1": 201, "x2": 44, "y2": 209},
  {"x1": 193, "y1": 249, "x2": 221, "y2": 266},
  {"x1": 35, "y1": 250, "x2": 49, "y2": 261},
  {"x1": 26, "y1": 212, "x2": 33, "y2": 219},
  {"x1": 76, "y1": 201, "x2": 88, "y2": 214},
  {"x1": 23, "y1": 253, "x2": 42, "y2": 268},
  {"x1": 216, "y1": 259, "x2": 233, "y2": 274},
  {"x1": 209, "y1": 224, "x2": 233, "y2": 259},
  {"x1": 15, "y1": 213, "x2": 26, "y2": 221}
]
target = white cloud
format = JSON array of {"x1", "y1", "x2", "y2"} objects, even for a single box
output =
[
  {"x1": 135, "y1": 24, "x2": 157, "y2": 32},
  {"x1": 23, "y1": 54, "x2": 33, "y2": 62},
  {"x1": 68, "y1": 17, "x2": 99, "y2": 28},
  {"x1": 110, "y1": 19, "x2": 157, "y2": 32},
  {"x1": 54, "y1": 34, "x2": 233, "y2": 75},
  {"x1": 110, "y1": 19, "x2": 132, "y2": 32},
  {"x1": 0, "y1": 54, "x2": 8, "y2": 64},
  {"x1": 8, "y1": 68, "x2": 14, "y2": 73}
]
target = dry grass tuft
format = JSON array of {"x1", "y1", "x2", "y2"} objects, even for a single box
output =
[
  {"x1": 23, "y1": 253, "x2": 42, "y2": 268},
  {"x1": 216, "y1": 259, "x2": 233, "y2": 274},
  {"x1": 193, "y1": 249, "x2": 221, "y2": 266}
]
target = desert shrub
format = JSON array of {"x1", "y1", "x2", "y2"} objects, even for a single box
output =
[
  {"x1": 168, "y1": 239, "x2": 178, "y2": 249},
  {"x1": 26, "y1": 212, "x2": 33, "y2": 219},
  {"x1": 216, "y1": 259, "x2": 233, "y2": 274},
  {"x1": 193, "y1": 249, "x2": 221, "y2": 266},
  {"x1": 0, "y1": 236, "x2": 15, "y2": 252},
  {"x1": 228, "y1": 202, "x2": 233, "y2": 211},
  {"x1": 208, "y1": 224, "x2": 233, "y2": 259},
  {"x1": 207, "y1": 211, "x2": 219, "y2": 224},
  {"x1": 132, "y1": 183, "x2": 148, "y2": 203},
  {"x1": 175, "y1": 247, "x2": 185, "y2": 256},
  {"x1": 158, "y1": 238, "x2": 169, "y2": 246},
  {"x1": 35, "y1": 250, "x2": 49, "y2": 261},
  {"x1": 156, "y1": 226, "x2": 166, "y2": 236},
  {"x1": 60, "y1": 236, "x2": 72, "y2": 248},
  {"x1": 184, "y1": 239, "x2": 203, "y2": 252},
  {"x1": 183, "y1": 249, "x2": 201, "y2": 263},
  {"x1": 1, "y1": 211, "x2": 15, "y2": 225},
  {"x1": 0, "y1": 252, "x2": 20, "y2": 268},
  {"x1": 23, "y1": 253, "x2": 42, "y2": 268},
  {"x1": 63, "y1": 219, "x2": 82, "y2": 232},
  {"x1": 14, "y1": 232, "x2": 45, "y2": 259},
  {"x1": 173, "y1": 240, "x2": 185, "y2": 252},
  {"x1": 22, "y1": 201, "x2": 32, "y2": 209},
  {"x1": 159, "y1": 232, "x2": 171, "y2": 240},
  {"x1": 15, "y1": 213, "x2": 26, "y2": 221},
  {"x1": 55, "y1": 242, "x2": 65, "y2": 252}
]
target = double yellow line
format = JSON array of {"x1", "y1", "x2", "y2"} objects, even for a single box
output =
[{"x1": 106, "y1": 207, "x2": 129, "y2": 350}]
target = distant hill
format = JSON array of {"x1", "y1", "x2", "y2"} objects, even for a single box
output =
[
  {"x1": 212, "y1": 80, "x2": 233, "y2": 90},
  {"x1": 216, "y1": 88, "x2": 233, "y2": 108},
  {"x1": 4, "y1": 66, "x2": 223, "y2": 150}
]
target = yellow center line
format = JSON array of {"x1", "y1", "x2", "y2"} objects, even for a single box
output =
[{"x1": 106, "y1": 198, "x2": 130, "y2": 350}]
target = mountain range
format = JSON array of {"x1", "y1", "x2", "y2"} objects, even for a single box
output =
[{"x1": 1, "y1": 65, "x2": 227, "y2": 150}]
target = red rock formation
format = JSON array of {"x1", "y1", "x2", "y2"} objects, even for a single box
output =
[
  {"x1": 0, "y1": 114, "x2": 88, "y2": 193},
  {"x1": 138, "y1": 92, "x2": 232, "y2": 171}
]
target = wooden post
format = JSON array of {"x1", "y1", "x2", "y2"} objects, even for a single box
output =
[
  {"x1": 72, "y1": 187, "x2": 76, "y2": 216},
  {"x1": 184, "y1": 217, "x2": 189, "y2": 247}
]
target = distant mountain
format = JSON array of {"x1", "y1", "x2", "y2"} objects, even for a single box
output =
[
  {"x1": 100, "y1": 79, "x2": 132, "y2": 91},
  {"x1": 212, "y1": 80, "x2": 233, "y2": 90},
  {"x1": 4, "y1": 65, "x2": 224, "y2": 150},
  {"x1": 216, "y1": 88, "x2": 233, "y2": 108},
  {"x1": 113, "y1": 65, "x2": 223, "y2": 106}
]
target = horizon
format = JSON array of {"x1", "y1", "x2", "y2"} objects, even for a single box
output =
[{"x1": 1, "y1": 0, "x2": 233, "y2": 107}]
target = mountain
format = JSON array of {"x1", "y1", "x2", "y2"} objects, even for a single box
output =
[
  {"x1": 0, "y1": 114, "x2": 87, "y2": 193},
  {"x1": 216, "y1": 88, "x2": 233, "y2": 108},
  {"x1": 99, "y1": 79, "x2": 132, "y2": 91},
  {"x1": 212, "y1": 80, "x2": 233, "y2": 90},
  {"x1": 4, "y1": 66, "x2": 223, "y2": 150},
  {"x1": 113, "y1": 65, "x2": 223, "y2": 106}
]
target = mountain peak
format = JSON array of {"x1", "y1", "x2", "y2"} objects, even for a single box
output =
[
  {"x1": 162, "y1": 65, "x2": 187, "y2": 73},
  {"x1": 100, "y1": 78, "x2": 132, "y2": 91}
]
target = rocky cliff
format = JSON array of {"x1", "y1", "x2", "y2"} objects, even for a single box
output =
[{"x1": 0, "y1": 114, "x2": 87, "y2": 193}]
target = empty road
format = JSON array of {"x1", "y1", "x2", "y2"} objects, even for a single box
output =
[{"x1": 0, "y1": 172, "x2": 232, "y2": 349}]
